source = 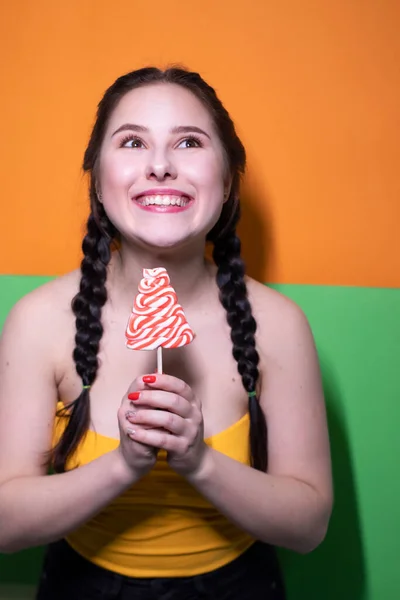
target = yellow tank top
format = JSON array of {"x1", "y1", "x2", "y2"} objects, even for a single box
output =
[{"x1": 53, "y1": 403, "x2": 255, "y2": 577}]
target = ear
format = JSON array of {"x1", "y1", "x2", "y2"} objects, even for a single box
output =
[
  {"x1": 95, "y1": 185, "x2": 103, "y2": 204},
  {"x1": 223, "y1": 175, "x2": 233, "y2": 204}
]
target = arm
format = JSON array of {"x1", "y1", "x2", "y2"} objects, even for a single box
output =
[
  {"x1": 0, "y1": 453, "x2": 139, "y2": 553},
  {"x1": 0, "y1": 288, "x2": 140, "y2": 553},
  {"x1": 186, "y1": 299, "x2": 333, "y2": 553}
]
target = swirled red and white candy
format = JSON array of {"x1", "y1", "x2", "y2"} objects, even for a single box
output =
[{"x1": 125, "y1": 268, "x2": 195, "y2": 350}]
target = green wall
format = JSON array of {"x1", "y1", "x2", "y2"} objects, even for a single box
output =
[{"x1": 0, "y1": 276, "x2": 399, "y2": 599}]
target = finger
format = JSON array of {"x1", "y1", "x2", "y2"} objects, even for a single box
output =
[
  {"x1": 125, "y1": 423, "x2": 163, "y2": 451},
  {"x1": 126, "y1": 425, "x2": 151, "y2": 440},
  {"x1": 126, "y1": 374, "x2": 160, "y2": 397},
  {"x1": 138, "y1": 374, "x2": 196, "y2": 403},
  {"x1": 126, "y1": 408, "x2": 186, "y2": 435},
  {"x1": 127, "y1": 390, "x2": 192, "y2": 418},
  {"x1": 128, "y1": 427, "x2": 190, "y2": 453},
  {"x1": 118, "y1": 405, "x2": 154, "y2": 435},
  {"x1": 124, "y1": 423, "x2": 162, "y2": 443}
]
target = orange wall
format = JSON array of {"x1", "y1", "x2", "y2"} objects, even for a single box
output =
[{"x1": 1, "y1": 0, "x2": 399, "y2": 287}]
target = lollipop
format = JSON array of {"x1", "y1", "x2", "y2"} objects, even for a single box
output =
[{"x1": 125, "y1": 268, "x2": 195, "y2": 372}]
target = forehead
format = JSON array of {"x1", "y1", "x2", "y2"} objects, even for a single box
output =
[{"x1": 106, "y1": 83, "x2": 214, "y2": 132}]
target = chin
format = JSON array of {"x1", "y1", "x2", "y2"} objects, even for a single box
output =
[{"x1": 133, "y1": 234, "x2": 194, "y2": 253}]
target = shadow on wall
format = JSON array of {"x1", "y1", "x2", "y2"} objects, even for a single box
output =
[
  {"x1": 238, "y1": 182, "x2": 275, "y2": 283},
  {"x1": 279, "y1": 357, "x2": 366, "y2": 600}
]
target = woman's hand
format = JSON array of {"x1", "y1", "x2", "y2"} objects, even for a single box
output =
[
  {"x1": 125, "y1": 374, "x2": 207, "y2": 477},
  {"x1": 116, "y1": 377, "x2": 161, "y2": 479}
]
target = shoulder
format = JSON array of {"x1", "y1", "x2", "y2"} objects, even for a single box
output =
[
  {"x1": 1, "y1": 269, "x2": 81, "y2": 345},
  {"x1": 246, "y1": 277, "x2": 309, "y2": 329},
  {"x1": 245, "y1": 277, "x2": 316, "y2": 359},
  {"x1": 0, "y1": 270, "x2": 83, "y2": 426}
]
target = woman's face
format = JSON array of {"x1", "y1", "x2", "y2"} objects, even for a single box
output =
[{"x1": 98, "y1": 83, "x2": 229, "y2": 250}]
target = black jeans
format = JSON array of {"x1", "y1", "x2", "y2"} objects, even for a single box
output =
[{"x1": 36, "y1": 538, "x2": 286, "y2": 599}]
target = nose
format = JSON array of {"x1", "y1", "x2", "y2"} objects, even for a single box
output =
[{"x1": 145, "y1": 149, "x2": 177, "y2": 182}]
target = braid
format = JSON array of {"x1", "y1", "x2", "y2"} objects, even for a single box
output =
[
  {"x1": 212, "y1": 222, "x2": 268, "y2": 472},
  {"x1": 51, "y1": 205, "x2": 115, "y2": 473}
]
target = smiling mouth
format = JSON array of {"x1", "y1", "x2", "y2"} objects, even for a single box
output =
[{"x1": 135, "y1": 194, "x2": 191, "y2": 208}]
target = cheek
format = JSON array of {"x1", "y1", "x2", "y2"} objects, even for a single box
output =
[
  {"x1": 184, "y1": 155, "x2": 225, "y2": 191},
  {"x1": 99, "y1": 154, "x2": 141, "y2": 190}
]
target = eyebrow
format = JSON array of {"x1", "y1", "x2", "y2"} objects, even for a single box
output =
[{"x1": 111, "y1": 123, "x2": 211, "y2": 140}]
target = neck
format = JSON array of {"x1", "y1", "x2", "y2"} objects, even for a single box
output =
[{"x1": 109, "y1": 239, "x2": 213, "y2": 308}]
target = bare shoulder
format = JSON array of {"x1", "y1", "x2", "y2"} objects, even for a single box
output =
[
  {"x1": 245, "y1": 276, "x2": 323, "y2": 409},
  {"x1": 0, "y1": 269, "x2": 81, "y2": 391},
  {"x1": 245, "y1": 276, "x2": 301, "y2": 315},
  {"x1": 245, "y1": 277, "x2": 314, "y2": 356},
  {"x1": 2, "y1": 269, "x2": 80, "y2": 335},
  {"x1": 0, "y1": 269, "x2": 81, "y2": 480}
]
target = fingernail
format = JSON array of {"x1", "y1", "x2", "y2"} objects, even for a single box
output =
[
  {"x1": 125, "y1": 410, "x2": 136, "y2": 418},
  {"x1": 127, "y1": 428, "x2": 135, "y2": 435},
  {"x1": 143, "y1": 375, "x2": 156, "y2": 384},
  {"x1": 128, "y1": 392, "x2": 140, "y2": 401}
]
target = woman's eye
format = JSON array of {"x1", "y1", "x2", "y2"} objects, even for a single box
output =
[
  {"x1": 121, "y1": 136, "x2": 144, "y2": 149},
  {"x1": 177, "y1": 137, "x2": 202, "y2": 149}
]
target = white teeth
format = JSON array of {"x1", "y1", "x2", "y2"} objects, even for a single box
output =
[{"x1": 137, "y1": 194, "x2": 189, "y2": 207}]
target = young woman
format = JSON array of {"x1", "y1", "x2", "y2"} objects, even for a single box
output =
[{"x1": 0, "y1": 67, "x2": 332, "y2": 599}]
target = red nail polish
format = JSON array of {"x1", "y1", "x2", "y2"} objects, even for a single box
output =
[
  {"x1": 143, "y1": 375, "x2": 156, "y2": 384},
  {"x1": 128, "y1": 392, "x2": 140, "y2": 401}
]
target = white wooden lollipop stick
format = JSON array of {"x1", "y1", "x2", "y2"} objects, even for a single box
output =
[{"x1": 157, "y1": 346, "x2": 163, "y2": 374}]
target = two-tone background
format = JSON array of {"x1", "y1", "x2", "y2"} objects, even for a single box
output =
[{"x1": 0, "y1": 1, "x2": 399, "y2": 599}]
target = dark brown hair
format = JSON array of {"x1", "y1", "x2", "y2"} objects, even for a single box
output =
[{"x1": 51, "y1": 67, "x2": 267, "y2": 473}]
